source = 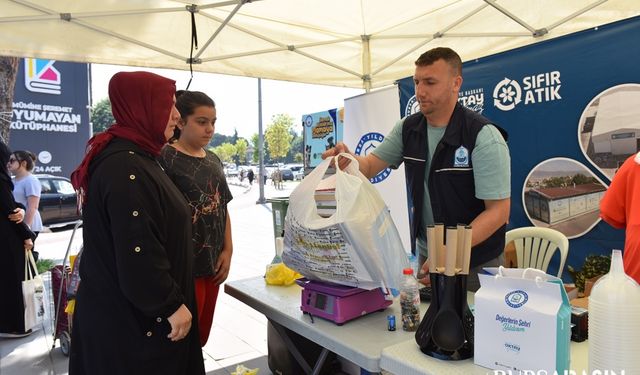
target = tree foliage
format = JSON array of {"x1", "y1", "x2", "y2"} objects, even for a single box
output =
[
  {"x1": 210, "y1": 133, "x2": 235, "y2": 148},
  {"x1": 287, "y1": 131, "x2": 303, "y2": 162},
  {"x1": 541, "y1": 174, "x2": 598, "y2": 188},
  {"x1": 264, "y1": 114, "x2": 294, "y2": 162},
  {"x1": 0, "y1": 56, "x2": 19, "y2": 143},
  {"x1": 90, "y1": 98, "x2": 115, "y2": 134},
  {"x1": 235, "y1": 138, "x2": 248, "y2": 164},
  {"x1": 211, "y1": 142, "x2": 236, "y2": 163},
  {"x1": 251, "y1": 133, "x2": 260, "y2": 163}
]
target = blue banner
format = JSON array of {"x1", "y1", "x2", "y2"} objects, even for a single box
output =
[
  {"x1": 9, "y1": 58, "x2": 91, "y2": 178},
  {"x1": 398, "y1": 16, "x2": 640, "y2": 277}
]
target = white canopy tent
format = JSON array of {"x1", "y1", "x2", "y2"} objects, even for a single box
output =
[{"x1": 1, "y1": 0, "x2": 638, "y2": 91}]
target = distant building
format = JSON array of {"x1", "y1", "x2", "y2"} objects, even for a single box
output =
[
  {"x1": 591, "y1": 90, "x2": 640, "y2": 156},
  {"x1": 245, "y1": 144, "x2": 254, "y2": 164},
  {"x1": 525, "y1": 183, "x2": 606, "y2": 224}
]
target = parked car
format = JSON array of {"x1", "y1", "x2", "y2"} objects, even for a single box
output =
[
  {"x1": 280, "y1": 168, "x2": 294, "y2": 181},
  {"x1": 284, "y1": 164, "x2": 304, "y2": 180},
  {"x1": 224, "y1": 166, "x2": 239, "y2": 178},
  {"x1": 293, "y1": 169, "x2": 304, "y2": 181},
  {"x1": 35, "y1": 174, "x2": 81, "y2": 227}
]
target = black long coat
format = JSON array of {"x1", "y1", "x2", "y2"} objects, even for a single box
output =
[
  {"x1": 69, "y1": 139, "x2": 204, "y2": 375},
  {"x1": 0, "y1": 175, "x2": 35, "y2": 334}
]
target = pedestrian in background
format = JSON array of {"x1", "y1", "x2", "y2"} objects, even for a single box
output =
[
  {"x1": 0, "y1": 140, "x2": 36, "y2": 338},
  {"x1": 247, "y1": 168, "x2": 255, "y2": 186},
  {"x1": 8, "y1": 150, "x2": 42, "y2": 242}
]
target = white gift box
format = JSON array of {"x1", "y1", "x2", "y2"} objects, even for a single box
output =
[{"x1": 474, "y1": 267, "x2": 571, "y2": 373}]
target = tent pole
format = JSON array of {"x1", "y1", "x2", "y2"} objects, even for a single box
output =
[{"x1": 257, "y1": 77, "x2": 266, "y2": 204}]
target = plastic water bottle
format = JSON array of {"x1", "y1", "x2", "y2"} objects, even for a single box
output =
[
  {"x1": 400, "y1": 267, "x2": 421, "y2": 331},
  {"x1": 408, "y1": 253, "x2": 420, "y2": 278}
]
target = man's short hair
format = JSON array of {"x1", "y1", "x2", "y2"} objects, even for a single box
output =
[{"x1": 415, "y1": 47, "x2": 462, "y2": 76}]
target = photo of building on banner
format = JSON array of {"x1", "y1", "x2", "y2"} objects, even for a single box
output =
[{"x1": 302, "y1": 108, "x2": 344, "y2": 169}]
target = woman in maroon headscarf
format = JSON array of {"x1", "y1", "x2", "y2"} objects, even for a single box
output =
[{"x1": 68, "y1": 72, "x2": 204, "y2": 375}]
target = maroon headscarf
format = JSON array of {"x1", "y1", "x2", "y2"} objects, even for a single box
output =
[{"x1": 71, "y1": 71, "x2": 176, "y2": 206}]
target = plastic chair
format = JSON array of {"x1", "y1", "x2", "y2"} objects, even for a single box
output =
[{"x1": 505, "y1": 227, "x2": 569, "y2": 278}]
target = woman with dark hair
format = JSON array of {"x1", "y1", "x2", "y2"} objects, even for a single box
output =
[
  {"x1": 159, "y1": 90, "x2": 233, "y2": 347},
  {"x1": 0, "y1": 140, "x2": 36, "y2": 338},
  {"x1": 8, "y1": 150, "x2": 42, "y2": 236},
  {"x1": 68, "y1": 72, "x2": 204, "y2": 375}
]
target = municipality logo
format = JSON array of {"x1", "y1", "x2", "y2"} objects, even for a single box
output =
[
  {"x1": 454, "y1": 146, "x2": 469, "y2": 167},
  {"x1": 505, "y1": 290, "x2": 529, "y2": 308},
  {"x1": 404, "y1": 95, "x2": 420, "y2": 117},
  {"x1": 24, "y1": 58, "x2": 61, "y2": 95},
  {"x1": 493, "y1": 78, "x2": 521, "y2": 111},
  {"x1": 304, "y1": 115, "x2": 313, "y2": 127},
  {"x1": 355, "y1": 132, "x2": 391, "y2": 184}
]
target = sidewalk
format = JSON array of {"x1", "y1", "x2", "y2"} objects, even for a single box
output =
[{"x1": 0, "y1": 179, "x2": 299, "y2": 375}]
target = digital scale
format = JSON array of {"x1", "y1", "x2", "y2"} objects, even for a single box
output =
[{"x1": 296, "y1": 278, "x2": 392, "y2": 325}]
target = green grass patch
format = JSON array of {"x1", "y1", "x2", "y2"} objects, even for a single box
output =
[{"x1": 36, "y1": 258, "x2": 56, "y2": 274}]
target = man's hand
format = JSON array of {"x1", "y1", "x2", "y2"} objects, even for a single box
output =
[
  {"x1": 24, "y1": 238, "x2": 33, "y2": 251},
  {"x1": 321, "y1": 142, "x2": 353, "y2": 170},
  {"x1": 212, "y1": 248, "x2": 232, "y2": 286},
  {"x1": 166, "y1": 304, "x2": 192, "y2": 342},
  {"x1": 9, "y1": 208, "x2": 25, "y2": 223}
]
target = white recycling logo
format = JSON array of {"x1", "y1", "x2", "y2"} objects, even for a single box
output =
[{"x1": 493, "y1": 78, "x2": 522, "y2": 111}]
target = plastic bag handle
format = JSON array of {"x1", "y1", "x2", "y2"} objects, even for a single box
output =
[
  {"x1": 334, "y1": 152, "x2": 359, "y2": 174},
  {"x1": 24, "y1": 250, "x2": 39, "y2": 280},
  {"x1": 334, "y1": 152, "x2": 375, "y2": 185},
  {"x1": 285, "y1": 156, "x2": 339, "y2": 223}
]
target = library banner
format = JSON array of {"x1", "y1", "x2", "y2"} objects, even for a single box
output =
[
  {"x1": 397, "y1": 16, "x2": 640, "y2": 277},
  {"x1": 10, "y1": 58, "x2": 91, "y2": 177}
]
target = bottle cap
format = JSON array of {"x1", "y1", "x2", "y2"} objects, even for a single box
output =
[{"x1": 403, "y1": 268, "x2": 413, "y2": 275}]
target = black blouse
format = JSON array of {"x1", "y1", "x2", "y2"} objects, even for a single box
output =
[{"x1": 159, "y1": 146, "x2": 232, "y2": 278}]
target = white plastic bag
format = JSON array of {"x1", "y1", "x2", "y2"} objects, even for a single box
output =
[
  {"x1": 23, "y1": 250, "x2": 46, "y2": 331},
  {"x1": 282, "y1": 154, "x2": 409, "y2": 290}
]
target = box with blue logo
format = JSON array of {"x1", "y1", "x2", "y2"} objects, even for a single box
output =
[
  {"x1": 474, "y1": 267, "x2": 571, "y2": 373},
  {"x1": 302, "y1": 108, "x2": 344, "y2": 169}
]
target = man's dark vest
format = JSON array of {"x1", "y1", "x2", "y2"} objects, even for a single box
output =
[{"x1": 402, "y1": 103, "x2": 508, "y2": 268}]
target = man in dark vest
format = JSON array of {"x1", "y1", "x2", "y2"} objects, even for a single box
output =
[{"x1": 322, "y1": 47, "x2": 510, "y2": 291}]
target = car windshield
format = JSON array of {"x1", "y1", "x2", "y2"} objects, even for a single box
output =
[{"x1": 53, "y1": 179, "x2": 75, "y2": 194}]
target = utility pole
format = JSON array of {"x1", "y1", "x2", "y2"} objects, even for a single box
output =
[{"x1": 256, "y1": 77, "x2": 266, "y2": 204}]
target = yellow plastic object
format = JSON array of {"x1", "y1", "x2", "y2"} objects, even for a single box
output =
[
  {"x1": 69, "y1": 255, "x2": 77, "y2": 271},
  {"x1": 265, "y1": 263, "x2": 302, "y2": 286},
  {"x1": 231, "y1": 364, "x2": 259, "y2": 375},
  {"x1": 65, "y1": 299, "x2": 75, "y2": 314}
]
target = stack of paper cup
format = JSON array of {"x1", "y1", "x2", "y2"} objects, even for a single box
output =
[{"x1": 588, "y1": 250, "x2": 640, "y2": 373}]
